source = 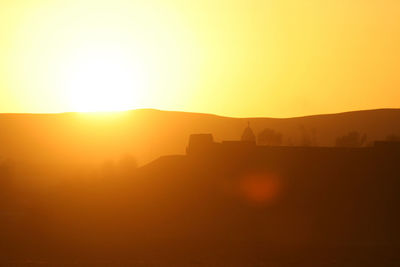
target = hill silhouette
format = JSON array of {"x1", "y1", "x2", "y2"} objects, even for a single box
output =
[{"x1": 0, "y1": 108, "x2": 399, "y2": 167}]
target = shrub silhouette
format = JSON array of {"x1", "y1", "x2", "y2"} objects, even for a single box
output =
[
  {"x1": 101, "y1": 154, "x2": 138, "y2": 178},
  {"x1": 298, "y1": 125, "x2": 317, "y2": 146},
  {"x1": 335, "y1": 131, "x2": 367, "y2": 147},
  {"x1": 258, "y1": 128, "x2": 283, "y2": 146}
]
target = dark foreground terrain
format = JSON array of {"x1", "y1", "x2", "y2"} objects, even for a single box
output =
[{"x1": 1, "y1": 145, "x2": 400, "y2": 266}]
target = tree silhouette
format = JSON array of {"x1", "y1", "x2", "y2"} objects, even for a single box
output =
[
  {"x1": 335, "y1": 131, "x2": 367, "y2": 147},
  {"x1": 298, "y1": 125, "x2": 317, "y2": 146},
  {"x1": 258, "y1": 128, "x2": 283, "y2": 146}
]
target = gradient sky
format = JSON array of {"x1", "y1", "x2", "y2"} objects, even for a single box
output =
[{"x1": 0, "y1": 0, "x2": 399, "y2": 117}]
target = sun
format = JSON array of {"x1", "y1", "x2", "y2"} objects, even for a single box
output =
[
  {"x1": 4, "y1": 2, "x2": 202, "y2": 114},
  {"x1": 63, "y1": 45, "x2": 147, "y2": 112}
]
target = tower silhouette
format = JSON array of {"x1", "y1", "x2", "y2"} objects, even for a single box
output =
[{"x1": 241, "y1": 121, "x2": 256, "y2": 142}]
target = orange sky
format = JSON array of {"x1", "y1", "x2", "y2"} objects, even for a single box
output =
[{"x1": 0, "y1": 0, "x2": 399, "y2": 117}]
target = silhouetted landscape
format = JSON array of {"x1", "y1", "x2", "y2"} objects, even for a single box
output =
[
  {"x1": 1, "y1": 109, "x2": 400, "y2": 266},
  {"x1": 1, "y1": 108, "x2": 400, "y2": 166},
  {"x1": 2, "y1": 0, "x2": 400, "y2": 264}
]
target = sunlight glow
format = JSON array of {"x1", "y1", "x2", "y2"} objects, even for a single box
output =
[
  {"x1": 1, "y1": 0, "x2": 399, "y2": 116},
  {"x1": 63, "y1": 46, "x2": 147, "y2": 112}
]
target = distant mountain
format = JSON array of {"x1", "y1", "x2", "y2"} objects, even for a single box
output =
[{"x1": 0, "y1": 108, "x2": 399, "y2": 166}]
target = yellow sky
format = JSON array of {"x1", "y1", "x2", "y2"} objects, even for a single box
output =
[{"x1": 0, "y1": 0, "x2": 399, "y2": 117}]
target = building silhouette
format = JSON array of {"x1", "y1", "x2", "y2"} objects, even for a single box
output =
[
  {"x1": 186, "y1": 125, "x2": 400, "y2": 158},
  {"x1": 186, "y1": 133, "x2": 215, "y2": 155},
  {"x1": 187, "y1": 124, "x2": 257, "y2": 157},
  {"x1": 241, "y1": 122, "x2": 256, "y2": 142}
]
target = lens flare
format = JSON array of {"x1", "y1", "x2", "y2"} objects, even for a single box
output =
[{"x1": 240, "y1": 173, "x2": 282, "y2": 205}]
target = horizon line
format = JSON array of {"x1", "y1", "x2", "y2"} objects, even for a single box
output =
[{"x1": 0, "y1": 107, "x2": 399, "y2": 120}]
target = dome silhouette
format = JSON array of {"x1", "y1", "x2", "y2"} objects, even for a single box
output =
[{"x1": 241, "y1": 122, "x2": 256, "y2": 142}]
